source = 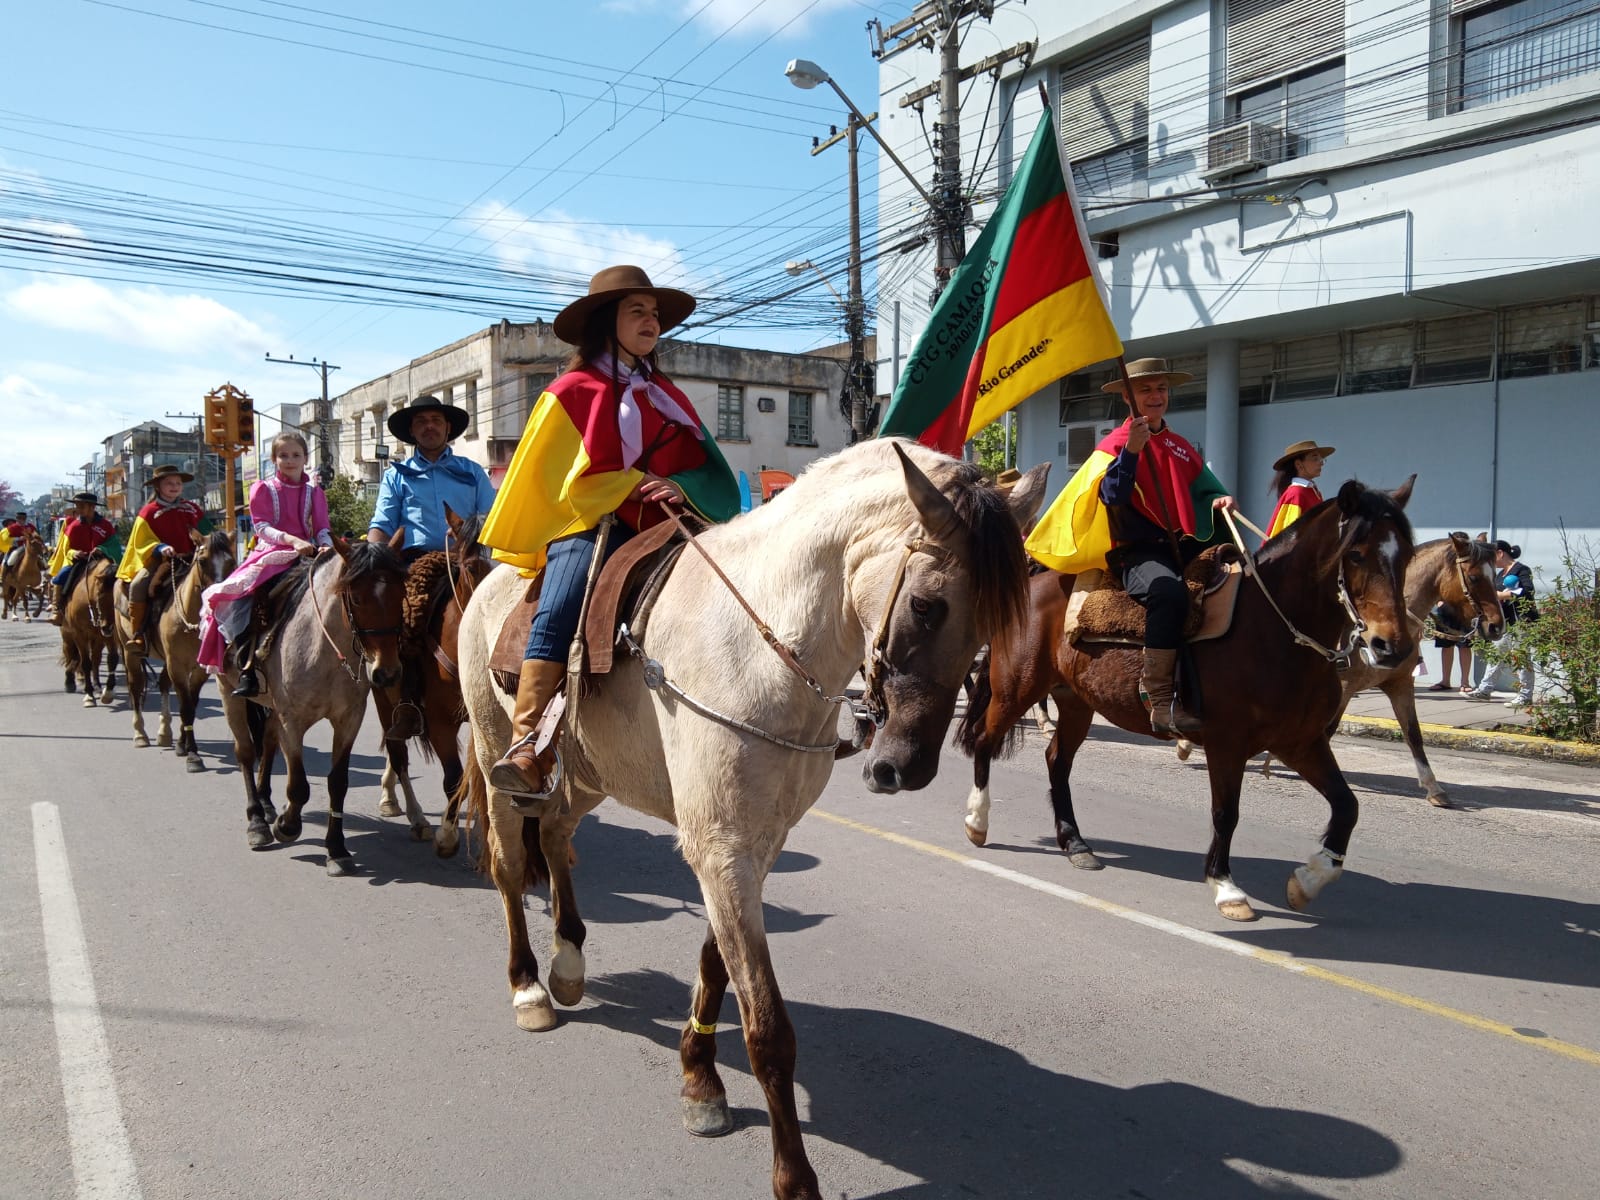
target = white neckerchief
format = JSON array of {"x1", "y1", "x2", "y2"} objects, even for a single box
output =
[
  {"x1": 1292, "y1": 476, "x2": 1322, "y2": 497},
  {"x1": 594, "y1": 352, "x2": 702, "y2": 470}
]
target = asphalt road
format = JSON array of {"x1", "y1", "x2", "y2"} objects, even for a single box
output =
[{"x1": 3, "y1": 617, "x2": 1598, "y2": 1200}]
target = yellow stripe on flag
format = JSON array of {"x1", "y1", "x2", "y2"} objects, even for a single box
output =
[{"x1": 1024, "y1": 449, "x2": 1117, "y2": 574}]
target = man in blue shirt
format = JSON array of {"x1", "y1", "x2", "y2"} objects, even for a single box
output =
[
  {"x1": 367, "y1": 394, "x2": 497, "y2": 739},
  {"x1": 368, "y1": 395, "x2": 497, "y2": 556}
]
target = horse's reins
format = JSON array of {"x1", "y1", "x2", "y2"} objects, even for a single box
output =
[
  {"x1": 1220, "y1": 506, "x2": 1373, "y2": 669},
  {"x1": 307, "y1": 551, "x2": 403, "y2": 685}
]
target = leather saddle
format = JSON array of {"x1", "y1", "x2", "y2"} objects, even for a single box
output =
[
  {"x1": 489, "y1": 519, "x2": 688, "y2": 697},
  {"x1": 1067, "y1": 544, "x2": 1246, "y2": 646}
]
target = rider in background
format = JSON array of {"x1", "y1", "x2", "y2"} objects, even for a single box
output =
[
  {"x1": 198, "y1": 431, "x2": 332, "y2": 697},
  {"x1": 4, "y1": 510, "x2": 39, "y2": 572},
  {"x1": 1266, "y1": 440, "x2": 1335, "y2": 538},
  {"x1": 367, "y1": 394, "x2": 498, "y2": 739},
  {"x1": 117, "y1": 465, "x2": 210, "y2": 653},
  {"x1": 47, "y1": 492, "x2": 116, "y2": 625},
  {"x1": 481, "y1": 264, "x2": 739, "y2": 799},
  {"x1": 1025, "y1": 357, "x2": 1236, "y2": 737}
]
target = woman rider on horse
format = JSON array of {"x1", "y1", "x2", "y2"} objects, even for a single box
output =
[
  {"x1": 480, "y1": 265, "x2": 740, "y2": 802},
  {"x1": 1024, "y1": 357, "x2": 1236, "y2": 737},
  {"x1": 1266, "y1": 439, "x2": 1335, "y2": 538}
]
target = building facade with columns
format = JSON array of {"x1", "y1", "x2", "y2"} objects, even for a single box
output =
[
  {"x1": 877, "y1": 0, "x2": 1600, "y2": 599},
  {"x1": 329, "y1": 320, "x2": 854, "y2": 492}
]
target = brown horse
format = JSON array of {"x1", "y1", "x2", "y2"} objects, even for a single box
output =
[
  {"x1": 58, "y1": 553, "x2": 120, "y2": 706},
  {"x1": 116, "y1": 529, "x2": 236, "y2": 770},
  {"x1": 3, "y1": 531, "x2": 48, "y2": 621},
  {"x1": 1178, "y1": 532, "x2": 1505, "y2": 807},
  {"x1": 959, "y1": 478, "x2": 1416, "y2": 921},
  {"x1": 373, "y1": 507, "x2": 495, "y2": 850},
  {"x1": 218, "y1": 534, "x2": 407, "y2": 871}
]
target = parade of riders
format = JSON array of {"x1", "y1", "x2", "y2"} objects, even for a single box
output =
[
  {"x1": 117, "y1": 465, "x2": 212, "y2": 652},
  {"x1": 1267, "y1": 439, "x2": 1336, "y2": 538},
  {"x1": 365, "y1": 392, "x2": 498, "y2": 738},
  {"x1": 479, "y1": 264, "x2": 740, "y2": 802},
  {"x1": 46, "y1": 492, "x2": 117, "y2": 625},
  {"x1": 1024, "y1": 357, "x2": 1237, "y2": 738}
]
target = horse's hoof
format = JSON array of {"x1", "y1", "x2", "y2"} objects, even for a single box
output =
[
  {"x1": 378, "y1": 798, "x2": 403, "y2": 818},
  {"x1": 247, "y1": 821, "x2": 273, "y2": 849},
  {"x1": 1427, "y1": 791, "x2": 1451, "y2": 809},
  {"x1": 409, "y1": 822, "x2": 433, "y2": 843},
  {"x1": 133, "y1": 733, "x2": 150, "y2": 748},
  {"x1": 1067, "y1": 849, "x2": 1105, "y2": 871},
  {"x1": 435, "y1": 829, "x2": 460, "y2": 859},
  {"x1": 515, "y1": 999, "x2": 557, "y2": 1032},
  {"x1": 1218, "y1": 898, "x2": 1258, "y2": 922},
  {"x1": 261, "y1": 801, "x2": 278, "y2": 825},
  {"x1": 963, "y1": 819, "x2": 987, "y2": 847},
  {"x1": 681, "y1": 1097, "x2": 734, "y2": 1138},
  {"x1": 156, "y1": 734, "x2": 172, "y2": 749},
  {"x1": 1285, "y1": 876, "x2": 1311, "y2": 912},
  {"x1": 185, "y1": 756, "x2": 205, "y2": 774},
  {"x1": 82, "y1": 696, "x2": 96, "y2": 708},
  {"x1": 548, "y1": 973, "x2": 585, "y2": 1008},
  {"x1": 326, "y1": 856, "x2": 357, "y2": 877},
  {"x1": 1175, "y1": 739, "x2": 1192, "y2": 761},
  {"x1": 273, "y1": 819, "x2": 300, "y2": 845}
]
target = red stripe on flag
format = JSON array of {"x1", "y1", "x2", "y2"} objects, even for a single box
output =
[{"x1": 986, "y1": 192, "x2": 1091, "y2": 331}]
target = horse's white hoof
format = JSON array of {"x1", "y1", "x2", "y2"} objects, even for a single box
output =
[
  {"x1": 325, "y1": 856, "x2": 357, "y2": 877},
  {"x1": 1286, "y1": 876, "x2": 1311, "y2": 912},
  {"x1": 549, "y1": 972, "x2": 585, "y2": 1007},
  {"x1": 515, "y1": 999, "x2": 557, "y2": 1032},
  {"x1": 963, "y1": 818, "x2": 988, "y2": 847},
  {"x1": 1175, "y1": 739, "x2": 1192, "y2": 761},
  {"x1": 435, "y1": 828, "x2": 460, "y2": 859},
  {"x1": 378, "y1": 798, "x2": 403, "y2": 818},
  {"x1": 133, "y1": 733, "x2": 150, "y2": 748},
  {"x1": 1218, "y1": 898, "x2": 1258, "y2": 922},
  {"x1": 156, "y1": 734, "x2": 172, "y2": 748},
  {"x1": 82, "y1": 695, "x2": 96, "y2": 708}
]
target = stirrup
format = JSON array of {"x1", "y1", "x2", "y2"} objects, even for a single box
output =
[
  {"x1": 233, "y1": 668, "x2": 261, "y2": 698},
  {"x1": 491, "y1": 732, "x2": 563, "y2": 811}
]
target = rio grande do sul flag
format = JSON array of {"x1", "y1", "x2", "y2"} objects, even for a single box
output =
[{"x1": 877, "y1": 108, "x2": 1122, "y2": 454}]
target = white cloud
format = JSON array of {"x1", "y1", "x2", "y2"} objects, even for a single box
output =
[
  {"x1": 3, "y1": 278, "x2": 274, "y2": 358},
  {"x1": 469, "y1": 201, "x2": 696, "y2": 286}
]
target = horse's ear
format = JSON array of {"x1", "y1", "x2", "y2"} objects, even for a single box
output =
[
  {"x1": 1390, "y1": 473, "x2": 1416, "y2": 509},
  {"x1": 387, "y1": 527, "x2": 406, "y2": 550},
  {"x1": 444, "y1": 503, "x2": 463, "y2": 536},
  {"x1": 1336, "y1": 479, "x2": 1364, "y2": 516},
  {"x1": 333, "y1": 535, "x2": 352, "y2": 561},
  {"x1": 893, "y1": 442, "x2": 962, "y2": 544},
  {"x1": 1448, "y1": 530, "x2": 1471, "y2": 557},
  {"x1": 1005, "y1": 463, "x2": 1051, "y2": 531},
  {"x1": 189, "y1": 527, "x2": 205, "y2": 548}
]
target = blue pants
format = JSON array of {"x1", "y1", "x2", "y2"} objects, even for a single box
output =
[
  {"x1": 52, "y1": 565, "x2": 74, "y2": 586},
  {"x1": 524, "y1": 523, "x2": 633, "y2": 662}
]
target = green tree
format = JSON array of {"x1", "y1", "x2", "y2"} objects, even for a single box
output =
[
  {"x1": 969, "y1": 420, "x2": 1009, "y2": 479},
  {"x1": 324, "y1": 473, "x2": 377, "y2": 540}
]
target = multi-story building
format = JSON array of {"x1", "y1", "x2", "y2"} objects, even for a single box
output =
[
  {"x1": 329, "y1": 321, "x2": 853, "y2": 493},
  {"x1": 97, "y1": 422, "x2": 223, "y2": 519},
  {"x1": 878, "y1": 0, "x2": 1600, "y2": 580}
]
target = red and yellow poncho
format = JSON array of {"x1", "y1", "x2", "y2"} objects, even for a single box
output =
[
  {"x1": 116, "y1": 497, "x2": 209, "y2": 581},
  {"x1": 482, "y1": 364, "x2": 740, "y2": 574},
  {"x1": 1266, "y1": 480, "x2": 1323, "y2": 539}
]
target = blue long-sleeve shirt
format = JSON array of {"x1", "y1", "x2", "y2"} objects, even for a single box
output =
[{"x1": 369, "y1": 447, "x2": 497, "y2": 552}]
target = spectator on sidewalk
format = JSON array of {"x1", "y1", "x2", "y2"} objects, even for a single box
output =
[{"x1": 1467, "y1": 540, "x2": 1538, "y2": 707}]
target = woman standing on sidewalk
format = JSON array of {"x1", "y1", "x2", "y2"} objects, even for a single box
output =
[{"x1": 1467, "y1": 540, "x2": 1538, "y2": 707}]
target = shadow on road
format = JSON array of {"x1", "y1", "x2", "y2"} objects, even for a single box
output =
[{"x1": 575, "y1": 968, "x2": 1401, "y2": 1198}]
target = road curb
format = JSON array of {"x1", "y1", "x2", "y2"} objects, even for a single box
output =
[{"x1": 1337, "y1": 714, "x2": 1600, "y2": 766}]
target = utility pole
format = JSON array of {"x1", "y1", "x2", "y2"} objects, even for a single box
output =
[
  {"x1": 264, "y1": 354, "x2": 340, "y2": 484},
  {"x1": 810, "y1": 113, "x2": 875, "y2": 441},
  {"x1": 871, "y1": 2, "x2": 1033, "y2": 299}
]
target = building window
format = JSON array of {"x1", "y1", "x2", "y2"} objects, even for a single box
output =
[
  {"x1": 1166, "y1": 354, "x2": 1207, "y2": 411},
  {"x1": 717, "y1": 385, "x2": 746, "y2": 441},
  {"x1": 1415, "y1": 313, "x2": 1496, "y2": 385},
  {"x1": 1457, "y1": 0, "x2": 1600, "y2": 111},
  {"x1": 786, "y1": 391, "x2": 815, "y2": 445},
  {"x1": 1501, "y1": 300, "x2": 1585, "y2": 376},
  {"x1": 1345, "y1": 324, "x2": 1415, "y2": 394},
  {"x1": 1273, "y1": 334, "x2": 1342, "y2": 400},
  {"x1": 1059, "y1": 35, "x2": 1150, "y2": 202},
  {"x1": 1222, "y1": 0, "x2": 1345, "y2": 163},
  {"x1": 1237, "y1": 342, "x2": 1275, "y2": 405}
]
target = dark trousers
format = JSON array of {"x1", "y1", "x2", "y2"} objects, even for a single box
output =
[
  {"x1": 1111, "y1": 542, "x2": 1200, "y2": 651},
  {"x1": 524, "y1": 522, "x2": 634, "y2": 662}
]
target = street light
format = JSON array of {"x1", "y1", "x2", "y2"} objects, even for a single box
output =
[
  {"x1": 784, "y1": 59, "x2": 936, "y2": 208},
  {"x1": 785, "y1": 260, "x2": 844, "y2": 305}
]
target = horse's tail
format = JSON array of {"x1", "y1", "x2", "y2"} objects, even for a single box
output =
[
  {"x1": 464, "y1": 732, "x2": 549, "y2": 891},
  {"x1": 954, "y1": 651, "x2": 1026, "y2": 761}
]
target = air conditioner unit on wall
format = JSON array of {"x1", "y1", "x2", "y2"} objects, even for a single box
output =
[{"x1": 1203, "y1": 120, "x2": 1285, "y2": 180}]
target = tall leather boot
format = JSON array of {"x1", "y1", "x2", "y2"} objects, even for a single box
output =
[
  {"x1": 232, "y1": 631, "x2": 261, "y2": 698},
  {"x1": 49, "y1": 583, "x2": 65, "y2": 625},
  {"x1": 125, "y1": 598, "x2": 149, "y2": 652},
  {"x1": 1140, "y1": 647, "x2": 1203, "y2": 738},
  {"x1": 489, "y1": 658, "x2": 568, "y2": 802}
]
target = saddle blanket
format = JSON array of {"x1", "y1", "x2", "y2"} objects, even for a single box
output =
[{"x1": 1066, "y1": 547, "x2": 1244, "y2": 646}]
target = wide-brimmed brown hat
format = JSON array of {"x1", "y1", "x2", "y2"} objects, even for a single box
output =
[
  {"x1": 1273, "y1": 440, "x2": 1337, "y2": 472},
  {"x1": 388, "y1": 394, "x2": 470, "y2": 444},
  {"x1": 145, "y1": 464, "x2": 194, "y2": 488},
  {"x1": 71, "y1": 491, "x2": 101, "y2": 506},
  {"x1": 994, "y1": 468, "x2": 1023, "y2": 491},
  {"x1": 552, "y1": 264, "x2": 696, "y2": 346},
  {"x1": 1101, "y1": 357, "x2": 1194, "y2": 394}
]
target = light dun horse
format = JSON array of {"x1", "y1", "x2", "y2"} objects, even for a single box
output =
[
  {"x1": 960, "y1": 479, "x2": 1417, "y2": 921},
  {"x1": 459, "y1": 440, "x2": 1032, "y2": 1200},
  {"x1": 219, "y1": 534, "x2": 407, "y2": 872},
  {"x1": 3, "y1": 531, "x2": 48, "y2": 621},
  {"x1": 117, "y1": 528, "x2": 237, "y2": 770}
]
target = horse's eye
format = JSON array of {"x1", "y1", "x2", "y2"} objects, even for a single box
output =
[
  {"x1": 1347, "y1": 550, "x2": 1365, "y2": 566},
  {"x1": 909, "y1": 595, "x2": 931, "y2": 617}
]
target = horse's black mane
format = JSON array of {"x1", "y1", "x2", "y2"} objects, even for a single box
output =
[{"x1": 276, "y1": 539, "x2": 407, "y2": 613}]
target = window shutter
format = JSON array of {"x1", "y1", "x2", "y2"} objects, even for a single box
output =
[
  {"x1": 1059, "y1": 36, "x2": 1150, "y2": 161},
  {"x1": 1227, "y1": 0, "x2": 1345, "y2": 91}
]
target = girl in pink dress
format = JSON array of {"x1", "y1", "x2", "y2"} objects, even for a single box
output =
[{"x1": 198, "y1": 432, "x2": 332, "y2": 696}]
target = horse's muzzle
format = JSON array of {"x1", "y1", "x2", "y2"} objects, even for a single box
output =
[
  {"x1": 863, "y1": 756, "x2": 904, "y2": 794},
  {"x1": 369, "y1": 664, "x2": 400, "y2": 689},
  {"x1": 1363, "y1": 634, "x2": 1411, "y2": 670}
]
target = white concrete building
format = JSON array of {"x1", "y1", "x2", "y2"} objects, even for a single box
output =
[
  {"x1": 328, "y1": 321, "x2": 852, "y2": 494},
  {"x1": 878, "y1": 0, "x2": 1600, "y2": 601}
]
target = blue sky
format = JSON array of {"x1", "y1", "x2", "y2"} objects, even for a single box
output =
[{"x1": 1, "y1": 0, "x2": 919, "y2": 501}]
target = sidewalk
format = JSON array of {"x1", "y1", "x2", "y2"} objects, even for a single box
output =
[{"x1": 1340, "y1": 681, "x2": 1600, "y2": 766}]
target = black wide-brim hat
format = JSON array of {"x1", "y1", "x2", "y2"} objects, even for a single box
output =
[
  {"x1": 388, "y1": 394, "x2": 470, "y2": 444},
  {"x1": 552, "y1": 264, "x2": 696, "y2": 346},
  {"x1": 72, "y1": 491, "x2": 100, "y2": 505}
]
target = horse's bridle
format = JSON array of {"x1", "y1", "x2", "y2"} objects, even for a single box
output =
[
  {"x1": 308, "y1": 555, "x2": 402, "y2": 685},
  {"x1": 1448, "y1": 549, "x2": 1499, "y2": 638}
]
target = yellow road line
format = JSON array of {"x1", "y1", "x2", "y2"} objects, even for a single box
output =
[{"x1": 810, "y1": 807, "x2": 1600, "y2": 1069}]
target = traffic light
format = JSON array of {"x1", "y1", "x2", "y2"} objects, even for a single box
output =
[
  {"x1": 235, "y1": 392, "x2": 255, "y2": 448},
  {"x1": 204, "y1": 390, "x2": 230, "y2": 446}
]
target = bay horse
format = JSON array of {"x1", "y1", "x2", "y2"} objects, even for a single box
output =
[
  {"x1": 457, "y1": 440, "x2": 1031, "y2": 1200},
  {"x1": 2, "y1": 530, "x2": 47, "y2": 621},
  {"x1": 1177, "y1": 531, "x2": 1504, "y2": 807},
  {"x1": 959, "y1": 478, "x2": 1417, "y2": 921},
  {"x1": 374, "y1": 507, "x2": 495, "y2": 850},
  {"x1": 217, "y1": 534, "x2": 406, "y2": 872},
  {"x1": 116, "y1": 529, "x2": 236, "y2": 769},
  {"x1": 59, "y1": 553, "x2": 120, "y2": 706}
]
